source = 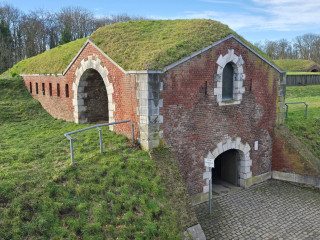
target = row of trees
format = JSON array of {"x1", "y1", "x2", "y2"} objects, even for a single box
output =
[
  {"x1": 0, "y1": 3, "x2": 145, "y2": 74},
  {"x1": 255, "y1": 33, "x2": 320, "y2": 64}
]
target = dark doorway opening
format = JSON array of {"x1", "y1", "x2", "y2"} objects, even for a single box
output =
[
  {"x1": 212, "y1": 149, "x2": 239, "y2": 186},
  {"x1": 82, "y1": 69, "x2": 109, "y2": 123}
]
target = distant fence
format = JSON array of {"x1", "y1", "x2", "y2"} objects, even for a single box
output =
[{"x1": 286, "y1": 75, "x2": 320, "y2": 86}]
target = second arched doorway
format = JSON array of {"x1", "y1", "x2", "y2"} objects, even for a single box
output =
[{"x1": 212, "y1": 149, "x2": 240, "y2": 186}]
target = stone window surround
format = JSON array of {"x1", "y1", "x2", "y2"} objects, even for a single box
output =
[
  {"x1": 214, "y1": 49, "x2": 246, "y2": 106},
  {"x1": 203, "y1": 137, "x2": 252, "y2": 193},
  {"x1": 73, "y1": 55, "x2": 115, "y2": 128}
]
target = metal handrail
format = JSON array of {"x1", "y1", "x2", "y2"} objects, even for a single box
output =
[
  {"x1": 64, "y1": 120, "x2": 134, "y2": 167},
  {"x1": 285, "y1": 102, "x2": 308, "y2": 119}
]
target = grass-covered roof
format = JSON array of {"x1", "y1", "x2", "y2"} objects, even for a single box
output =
[
  {"x1": 274, "y1": 59, "x2": 320, "y2": 71},
  {"x1": 2, "y1": 19, "x2": 275, "y2": 76},
  {"x1": 1, "y1": 38, "x2": 87, "y2": 76}
]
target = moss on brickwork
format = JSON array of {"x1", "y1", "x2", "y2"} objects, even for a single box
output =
[
  {"x1": 3, "y1": 19, "x2": 275, "y2": 75},
  {"x1": 268, "y1": 68, "x2": 274, "y2": 94},
  {"x1": 274, "y1": 59, "x2": 320, "y2": 71}
]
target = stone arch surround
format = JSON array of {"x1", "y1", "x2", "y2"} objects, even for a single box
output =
[
  {"x1": 203, "y1": 137, "x2": 252, "y2": 193},
  {"x1": 73, "y1": 55, "x2": 115, "y2": 128},
  {"x1": 214, "y1": 49, "x2": 246, "y2": 106}
]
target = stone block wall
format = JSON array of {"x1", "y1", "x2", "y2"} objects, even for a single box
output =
[{"x1": 136, "y1": 73, "x2": 163, "y2": 150}]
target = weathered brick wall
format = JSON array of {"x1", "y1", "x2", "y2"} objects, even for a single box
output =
[
  {"x1": 23, "y1": 42, "x2": 139, "y2": 139},
  {"x1": 160, "y1": 38, "x2": 281, "y2": 195},
  {"x1": 24, "y1": 75, "x2": 74, "y2": 120}
]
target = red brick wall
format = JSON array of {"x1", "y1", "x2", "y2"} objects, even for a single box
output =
[
  {"x1": 24, "y1": 75, "x2": 73, "y2": 120},
  {"x1": 160, "y1": 38, "x2": 280, "y2": 195},
  {"x1": 23, "y1": 42, "x2": 139, "y2": 139}
]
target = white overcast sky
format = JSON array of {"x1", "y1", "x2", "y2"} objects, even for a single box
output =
[{"x1": 6, "y1": 0, "x2": 320, "y2": 43}]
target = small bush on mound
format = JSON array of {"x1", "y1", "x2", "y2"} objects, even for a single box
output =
[{"x1": 0, "y1": 78, "x2": 191, "y2": 239}]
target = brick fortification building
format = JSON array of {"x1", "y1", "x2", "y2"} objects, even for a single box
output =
[{"x1": 21, "y1": 20, "x2": 286, "y2": 203}]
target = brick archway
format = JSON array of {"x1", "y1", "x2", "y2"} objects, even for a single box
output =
[
  {"x1": 203, "y1": 137, "x2": 252, "y2": 193},
  {"x1": 73, "y1": 55, "x2": 115, "y2": 128}
]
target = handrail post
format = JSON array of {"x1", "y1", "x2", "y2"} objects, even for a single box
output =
[
  {"x1": 70, "y1": 138, "x2": 75, "y2": 167},
  {"x1": 130, "y1": 121, "x2": 135, "y2": 143},
  {"x1": 66, "y1": 135, "x2": 75, "y2": 167},
  {"x1": 305, "y1": 103, "x2": 308, "y2": 119},
  {"x1": 97, "y1": 127, "x2": 103, "y2": 153},
  {"x1": 64, "y1": 120, "x2": 135, "y2": 166},
  {"x1": 285, "y1": 102, "x2": 308, "y2": 119}
]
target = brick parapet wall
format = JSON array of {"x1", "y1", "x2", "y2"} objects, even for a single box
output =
[{"x1": 160, "y1": 38, "x2": 280, "y2": 195}]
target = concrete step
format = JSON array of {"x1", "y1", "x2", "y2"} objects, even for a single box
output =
[
  {"x1": 212, "y1": 180, "x2": 242, "y2": 196},
  {"x1": 212, "y1": 184, "x2": 230, "y2": 194}
]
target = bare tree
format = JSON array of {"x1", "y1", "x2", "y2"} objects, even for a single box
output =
[
  {"x1": 95, "y1": 13, "x2": 146, "y2": 28},
  {"x1": 0, "y1": 2, "x2": 148, "y2": 74},
  {"x1": 0, "y1": 20, "x2": 13, "y2": 73},
  {"x1": 294, "y1": 34, "x2": 320, "y2": 62},
  {"x1": 57, "y1": 6, "x2": 95, "y2": 43},
  {"x1": 0, "y1": 3, "x2": 23, "y2": 65},
  {"x1": 21, "y1": 9, "x2": 49, "y2": 57}
]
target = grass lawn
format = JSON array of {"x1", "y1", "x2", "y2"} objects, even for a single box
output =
[
  {"x1": 0, "y1": 78, "x2": 195, "y2": 239},
  {"x1": 284, "y1": 85, "x2": 320, "y2": 159}
]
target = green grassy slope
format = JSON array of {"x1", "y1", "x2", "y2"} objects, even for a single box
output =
[
  {"x1": 0, "y1": 78, "x2": 195, "y2": 239},
  {"x1": 274, "y1": 59, "x2": 319, "y2": 71},
  {"x1": 286, "y1": 72, "x2": 320, "y2": 75},
  {"x1": 284, "y1": 85, "x2": 320, "y2": 159},
  {"x1": 0, "y1": 38, "x2": 87, "y2": 77},
  {"x1": 2, "y1": 19, "x2": 275, "y2": 76}
]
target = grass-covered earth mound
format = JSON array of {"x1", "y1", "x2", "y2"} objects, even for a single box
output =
[
  {"x1": 284, "y1": 85, "x2": 320, "y2": 161},
  {"x1": 274, "y1": 59, "x2": 320, "y2": 72},
  {"x1": 0, "y1": 78, "x2": 196, "y2": 239},
  {"x1": 1, "y1": 38, "x2": 87, "y2": 77},
  {"x1": 2, "y1": 19, "x2": 274, "y2": 76}
]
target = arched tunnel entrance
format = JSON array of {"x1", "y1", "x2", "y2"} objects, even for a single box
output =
[
  {"x1": 79, "y1": 68, "x2": 109, "y2": 123},
  {"x1": 212, "y1": 149, "x2": 240, "y2": 186}
]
